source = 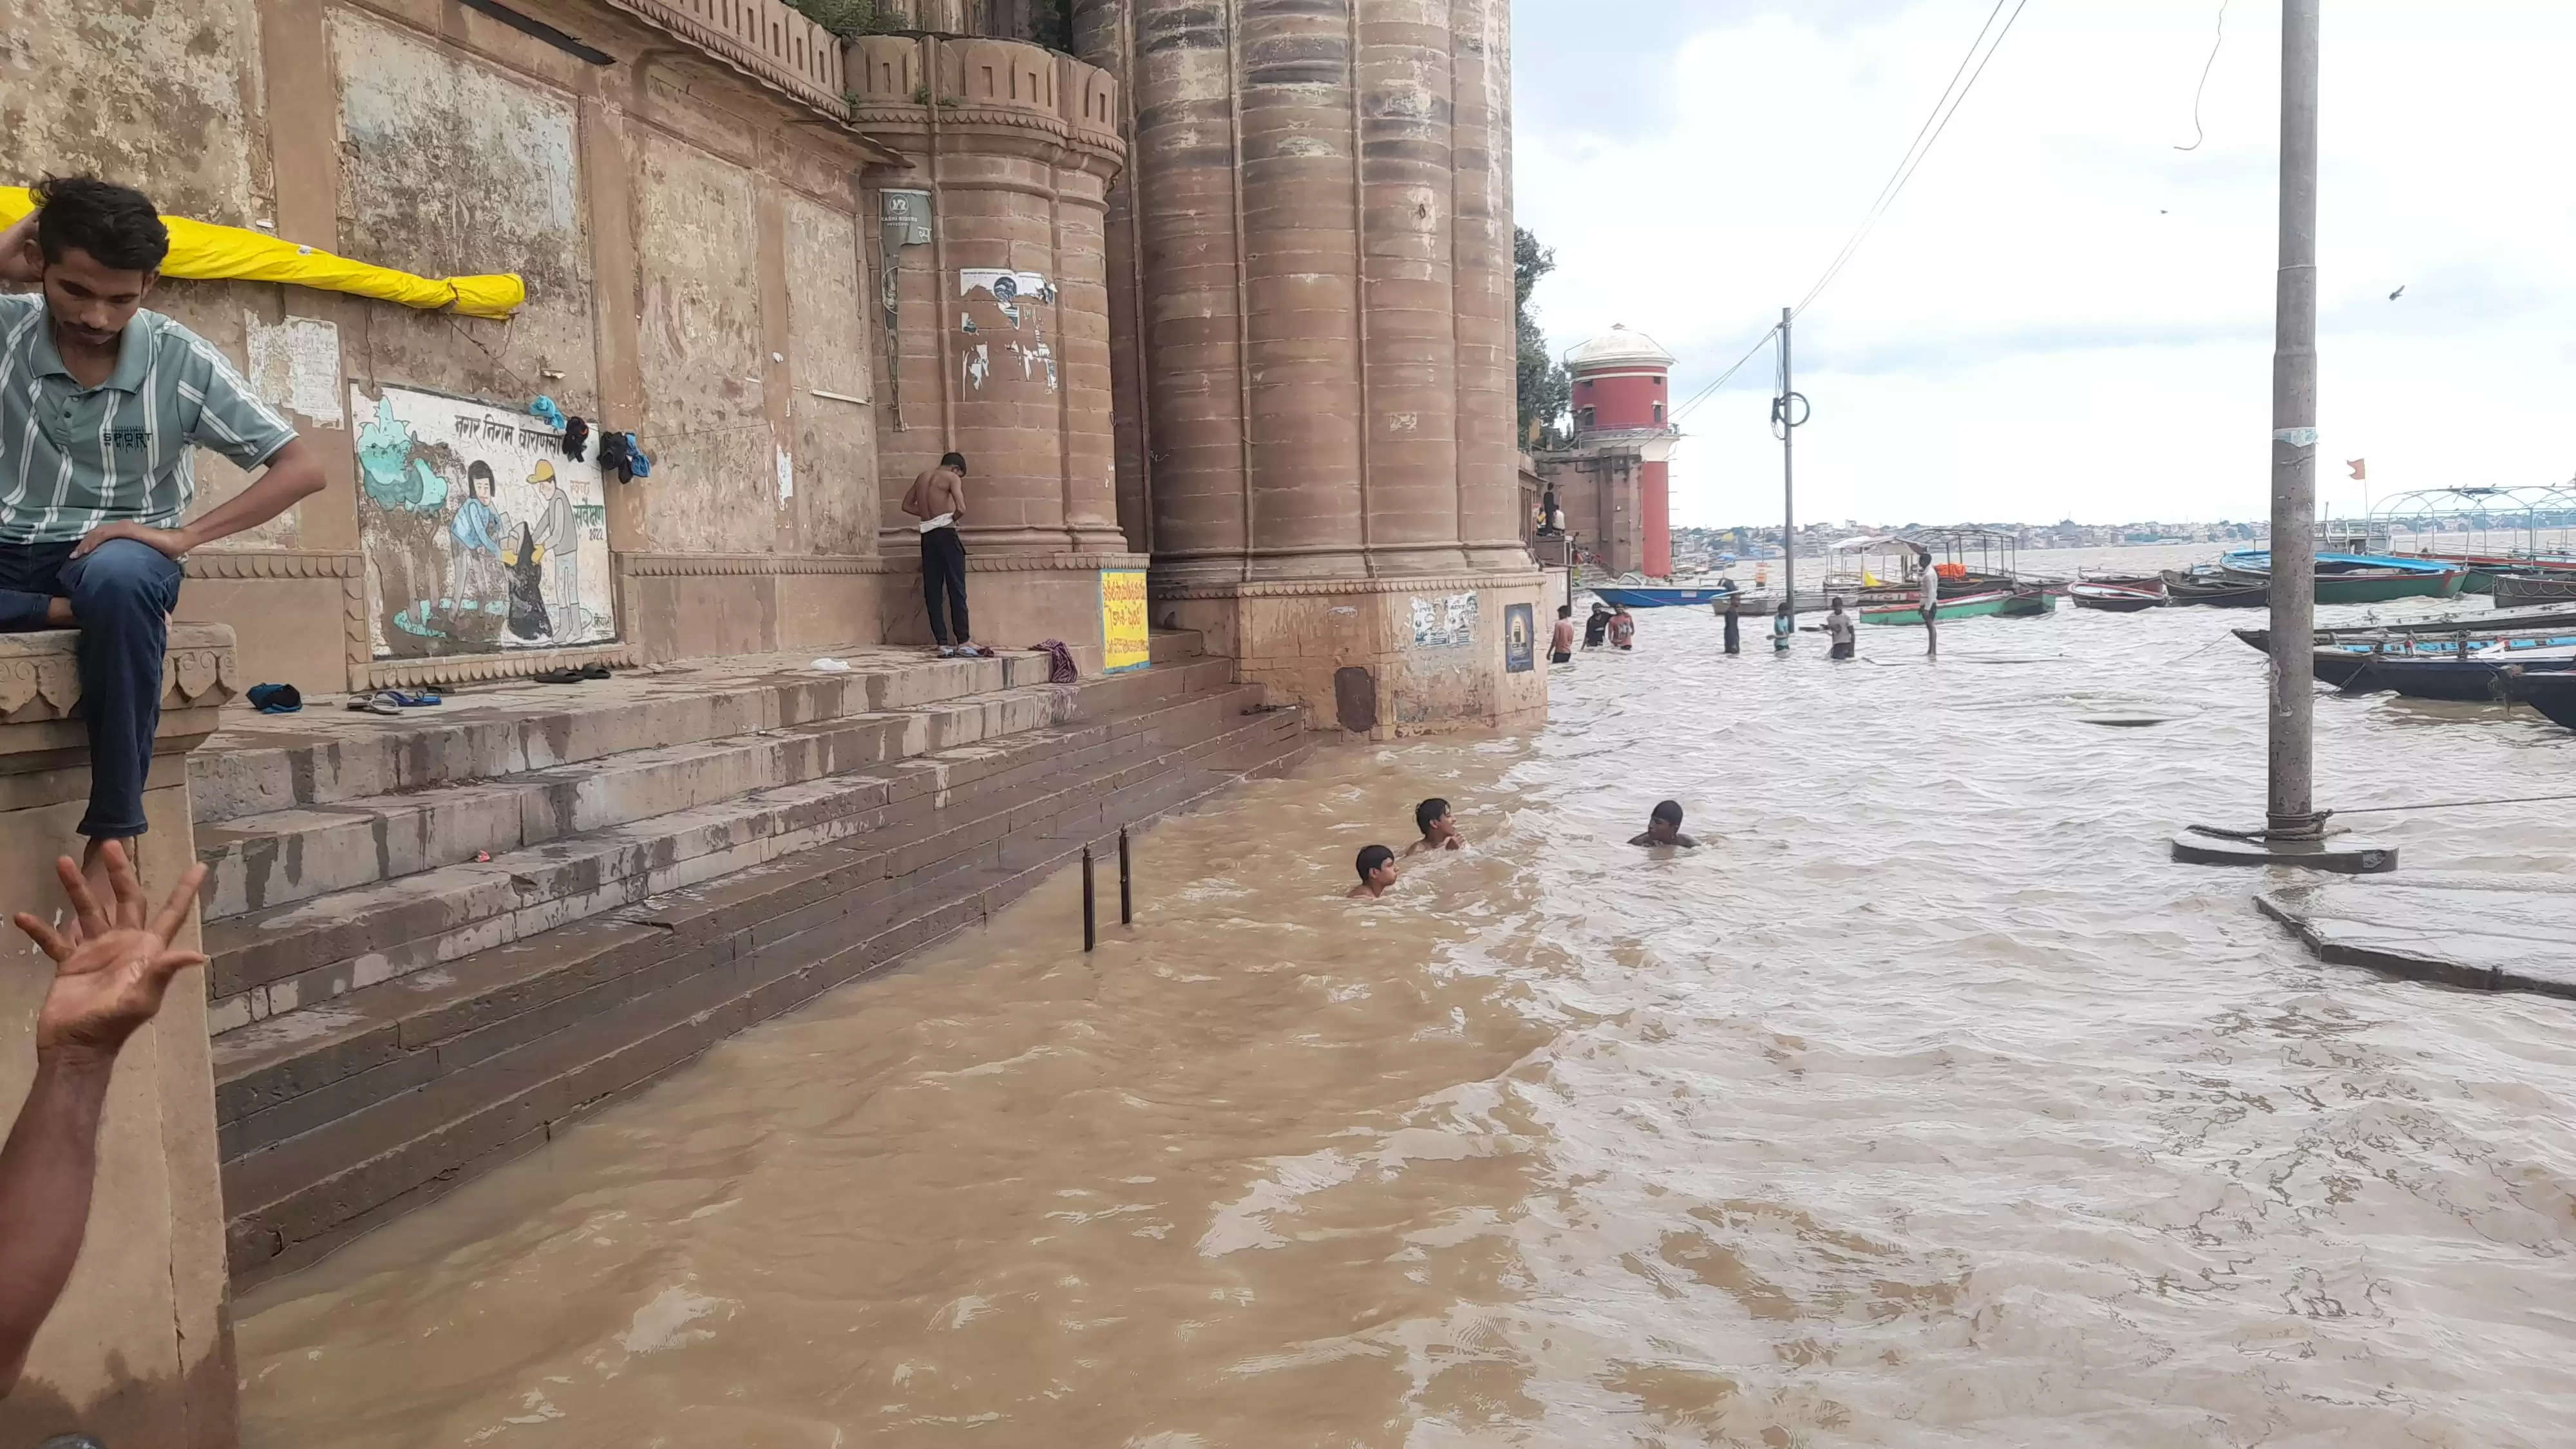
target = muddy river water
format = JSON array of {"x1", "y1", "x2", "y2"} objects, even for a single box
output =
[{"x1": 238, "y1": 550, "x2": 2576, "y2": 1446}]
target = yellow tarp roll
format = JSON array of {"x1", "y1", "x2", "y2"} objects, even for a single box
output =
[{"x1": 1, "y1": 187, "x2": 523, "y2": 320}]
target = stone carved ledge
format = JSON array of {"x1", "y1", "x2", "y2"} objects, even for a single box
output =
[
  {"x1": 849, "y1": 105, "x2": 1123, "y2": 162},
  {"x1": 963, "y1": 551, "x2": 1148, "y2": 574},
  {"x1": 363, "y1": 643, "x2": 639, "y2": 692},
  {"x1": 0, "y1": 625, "x2": 238, "y2": 744},
  {"x1": 618, "y1": 552, "x2": 895, "y2": 577},
  {"x1": 1151, "y1": 572, "x2": 1548, "y2": 602},
  {"x1": 182, "y1": 549, "x2": 363, "y2": 581}
]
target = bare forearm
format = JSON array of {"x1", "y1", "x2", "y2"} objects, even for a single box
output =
[
  {"x1": 179, "y1": 439, "x2": 324, "y2": 551},
  {"x1": 0, "y1": 1049, "x2": 114, "y2": 1392}
]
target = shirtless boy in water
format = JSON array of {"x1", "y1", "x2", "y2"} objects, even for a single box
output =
[
  {"x1": 1349, "y1": 844, "x2": 1399, "y2": 898},
  {"x1": 1629, "y1": 800, "x2": 1699, "y2": 849},
  {"x1": 1405, "y1": 798, "x2": 1463, "y2": 857}
]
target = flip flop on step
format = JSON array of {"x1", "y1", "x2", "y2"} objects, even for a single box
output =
[
  {"x1": 532, "y1": 668, "x2": 588, "y2": 684},
  {"x1": 345, "y1": 692, "x2": 404, "y2": 716},
  {"x1": 381, "y1": 689, "x2": 442, "y2": 707}
]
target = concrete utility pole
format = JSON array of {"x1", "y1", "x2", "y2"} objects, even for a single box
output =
[
  {"x1": 2267, "y1": 0, "x2": 2322, "y2": 838},
  {"x1": 2174, "y1": 0, "x2": 2394, "y2": 873}
]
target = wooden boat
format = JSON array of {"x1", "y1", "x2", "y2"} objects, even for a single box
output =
[
  {"x1": 2225, "y1": 549, "x2": 2472, "y2": 602},
  {"x1": 2216, "y1": 549, "x2": 2468, "y2": 604},
  {"x1": 2367, "y1": 654, "x2": 2576, "y2": 703},
  {"x1": 1591, "y1": 583, "x2": 1739, "y2": 609},
  {"x1": 2163, "y1": 569, "x2": 2268, "y2": 607},
  {"x1": 2491, "y1": 571, "x2": 2576, "y2": 607},
  {"x1": 1996, "y1": 586, "x2": 2057, "y2": 617},
  {"x1": 2069, "y1": 580, "x2": 2164, "y2": 612},
  {"x1": 1857, "y1": 587, "x2": 2016, "y2": 625},
  {"x1": 2235, "y1": 607, "x2": 2576, "y2": 649},
  {"x1": 2513, "y1": 674, "x2": 2576, "y2": 730},
  {"x1": 2390, "y1": 549, "x2": 2576, "y2": 594}
]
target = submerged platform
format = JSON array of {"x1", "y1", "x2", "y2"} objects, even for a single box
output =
[{"x1": 2257, "y1": 872, "x2": 2576, "y2": 999}]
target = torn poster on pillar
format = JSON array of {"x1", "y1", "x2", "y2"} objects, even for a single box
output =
[
  {"x1": 958, "y1": 269, "x2": 1054, "y2": 306},
  {"x1": 965, "y1": 345, "x2": 990, "y2": 390},
  {"x1": 775, "y1": 444, "x2": 794, "y2": 504},
  {"x1": 1007, "y1": 341, "x2": 1058, "y2": 392},
  {"x1": 245, "y1": 312, "x2": 345, "y2": 426},
  {"x1": 1411, "y1": 592, "x2": 1478, "y2": 649}
]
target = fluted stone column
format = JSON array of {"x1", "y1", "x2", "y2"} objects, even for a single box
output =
[
  {"x1": 0, "y1": 625, "x2": 239, "y2": 1446},
  {"x1": 1076, "y1": 0, "x2": 1544, "y2": 732},
  {"x1": 853, "y1": 32, "x2": 1146, "y2": 656}
]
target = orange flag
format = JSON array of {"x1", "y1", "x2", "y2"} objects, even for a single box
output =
[{"x1": 2346, "y1": 459, "x2": 2367, "y2": 480}]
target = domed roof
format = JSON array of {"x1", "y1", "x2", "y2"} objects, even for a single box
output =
[{"x1": 1566, "y1": 325, "x2": 1674, "y2": 372}]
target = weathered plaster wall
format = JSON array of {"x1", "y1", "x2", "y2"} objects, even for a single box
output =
[
  {"x1": 632, "y1": 133, "x2": 770, "y2": 556},
  {"x1": 784, "y1": 196, "x2": 875, "y2": 556},
  {"x1": 329, "y1": 10, "x2": 598, "y2": 419}
]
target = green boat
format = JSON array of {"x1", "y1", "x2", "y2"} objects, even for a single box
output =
[
  {"x1": 1858, "y1": 586, "x2": 2017, "y2": 625},
  {"x1": 2217, "y1": 551, "x2": 2467, "y2": 605}
]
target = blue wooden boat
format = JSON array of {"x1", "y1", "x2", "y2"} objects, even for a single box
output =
[
  {"x1": 2215, "y1": 549, "x2": 2467, "y2": 603},
  {"x1": 1591, "y1": 583, "x2": 1739, "y2": 609},
  {"x1": 2514, "y1": 674, "x2": 2576, "y2": 730},
  {"x1": 2369, "y1": 654, "x2": 2576, "y2": 702}
]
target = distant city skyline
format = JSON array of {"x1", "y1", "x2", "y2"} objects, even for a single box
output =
[{"x1": 1511, "y1": 1, "x2": 2576, "y2": 530}]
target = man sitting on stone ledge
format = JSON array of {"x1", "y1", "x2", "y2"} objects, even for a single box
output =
[{"x1": 0, "y1": 177, "x2": 322, "y2": 913}]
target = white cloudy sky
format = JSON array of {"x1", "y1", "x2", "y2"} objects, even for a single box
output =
[{"x1": 1511, "y1": 0, "x2": 2576, "y2": 529}]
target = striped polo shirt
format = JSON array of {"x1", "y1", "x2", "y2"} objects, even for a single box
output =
[{"x1": 0, "y1": 291, "x2": 298, "y2": 545}]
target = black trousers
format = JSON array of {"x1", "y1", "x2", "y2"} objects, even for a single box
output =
[{"x1": 920, "y1": 526, "x2": 970, "y2": 645}]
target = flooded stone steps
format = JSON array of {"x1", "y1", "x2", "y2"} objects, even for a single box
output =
[
  {"x1": 217, "y1": 696, "x2": 1307, "y2": 1286},
  {"x1": 194, "y1": 656, "x2": 1238, "y2": 920},
  {"x1": 201, "y1": 674, "x2": 1260, "y2": 1036},
  {"x1": 185, "y1": 630, "x2": 1209, "y2": 825}
]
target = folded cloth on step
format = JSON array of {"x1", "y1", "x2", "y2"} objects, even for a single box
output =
[
  {"x1": 246, "y1": 683, "x2": 302, "y2": 714},
  {"x1": 1035, "y1": 639, "x2": 1078, "y2": 683}
]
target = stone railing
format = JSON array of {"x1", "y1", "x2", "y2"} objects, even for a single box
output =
[
  {"x1": 607, "y1": 0, "x2": 848, "y2": 117},
  {"x1": 845, "y1": 31, "x2": 1121, "y2": 150}
]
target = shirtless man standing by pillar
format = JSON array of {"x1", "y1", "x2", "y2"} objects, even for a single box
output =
[{"x1": 900, "y1": 451, "x2": 990, "y2": 658}]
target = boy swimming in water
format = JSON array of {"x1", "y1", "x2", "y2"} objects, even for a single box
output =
[
  {"x1": 1406, "y1": 797, "x2": 1463, "y2": 856},
  {"x1": 1349, "y1": 844, "x2": 1399, "y2": 898},
  {"x1": 1629, "y1": 800, "x2": 1698, "y2": 849}
]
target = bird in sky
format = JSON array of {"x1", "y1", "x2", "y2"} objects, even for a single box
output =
[{"x1": 2388, "y1": 285, "x2": 2406, "y2": 300}]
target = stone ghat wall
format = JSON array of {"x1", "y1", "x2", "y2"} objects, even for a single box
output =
[{"x1": 8, "y1": 0, "x2": 887, "y2": 693}]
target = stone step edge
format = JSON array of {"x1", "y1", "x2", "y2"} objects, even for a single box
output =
[
  {"x1": 189, "y1": 643, "x2": 1226, "y2": 825},
  {"x1": 194, "y1": 658, "x2": 1236, "y2": 922},
  {"x1": 221, "y1": 718, "x2": 1309, "y2": 1285},
  {"x1": 207, "y1": 705, "x2": 1296, "y2": 1126},
  {"x1": 202, "y1": 685, "x2": 1276, "y2": 1029}
]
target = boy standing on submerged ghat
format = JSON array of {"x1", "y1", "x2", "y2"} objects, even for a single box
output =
[
  {"x1": 1629, "y1": 800, "x2": 1698, "y2": 849},
  {"x1": 1349, "y1": 845, "x2": 1399, "y2": 898},
  {"x1": 1549, "y1": 604, "x2": 1576, "y2": 664}
]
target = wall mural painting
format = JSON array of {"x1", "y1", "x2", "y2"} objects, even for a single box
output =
[{"x1": 352, "y1": 384, "x2": 615, "y2": 659}]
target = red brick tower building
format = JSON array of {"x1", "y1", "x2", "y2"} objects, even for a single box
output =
[{"x1": 1542, "y1": 326, "x2": 1678, "y2": 577}]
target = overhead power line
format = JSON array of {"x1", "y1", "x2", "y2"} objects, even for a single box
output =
[{"x1": 1671, "y1": 0, "x2": 2036, "y2": 426}]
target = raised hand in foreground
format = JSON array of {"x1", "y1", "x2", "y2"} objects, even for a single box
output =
[{"x1": 1, "y1": 842, "x2": 209, "y2": 1392}]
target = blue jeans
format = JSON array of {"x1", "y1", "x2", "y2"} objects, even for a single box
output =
[{"x1": 0, "y1": 539, "x2": 184, "y2": 838}]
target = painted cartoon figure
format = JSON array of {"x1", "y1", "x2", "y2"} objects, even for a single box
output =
[
  {"x1": 501, "y1": 520, "x2": 550, "y2": 642},
  {"x1": 448, "y1": 461, "x2": 507, "y2": 614},
  {"x1": 525, "y1": 459, "x2": 581, "y2": 638}
]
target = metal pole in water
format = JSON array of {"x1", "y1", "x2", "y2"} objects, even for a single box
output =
[
  {"x1": 1778, "y1": 307, "x2": 1797, "y2": 615},
  {"x1": 1118, "y1": 826, "x2": 1132, "y2": 926},
  {"x1": 2267, "y1": 0, "x2": 2322, "y2": 838},
  {"x1": 1082, "y1": 845, "x2": 1095, "y2": 952}
]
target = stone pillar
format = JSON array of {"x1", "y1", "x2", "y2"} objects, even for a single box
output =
[
  {"x1": 0, "y1": 627, "x2": 240, "y2": 1447},
  {"x1": 852, "y1": 32, "x2": 1145, "y2": 658},
  {"x1": 1076, "y1": 0, "x2": 1546, "y2": 733}
]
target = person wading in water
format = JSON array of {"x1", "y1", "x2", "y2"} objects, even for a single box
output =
[
  {"x1": 1825, "y1": 597, "x2": 1857, "y2": 659},
  {"x1": 1916, "y1": 542, "x2": 1941, "y2": 658},
  {"x1": 1549, "y1": 603, "x2": 1577, "y2": 664},
  {"x1": 1349, "y1": 845, "x2": 1399, "y2": 898},
  {"x1": 1629, "y1": 800, "x2": 1699, "y2": 849},
  {"x1": 902, "y1": 451, "x2": 992, "y2": 658},
  {"x1": 1720, "y1": 592, "x2": 1742, "y2": 655}
]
